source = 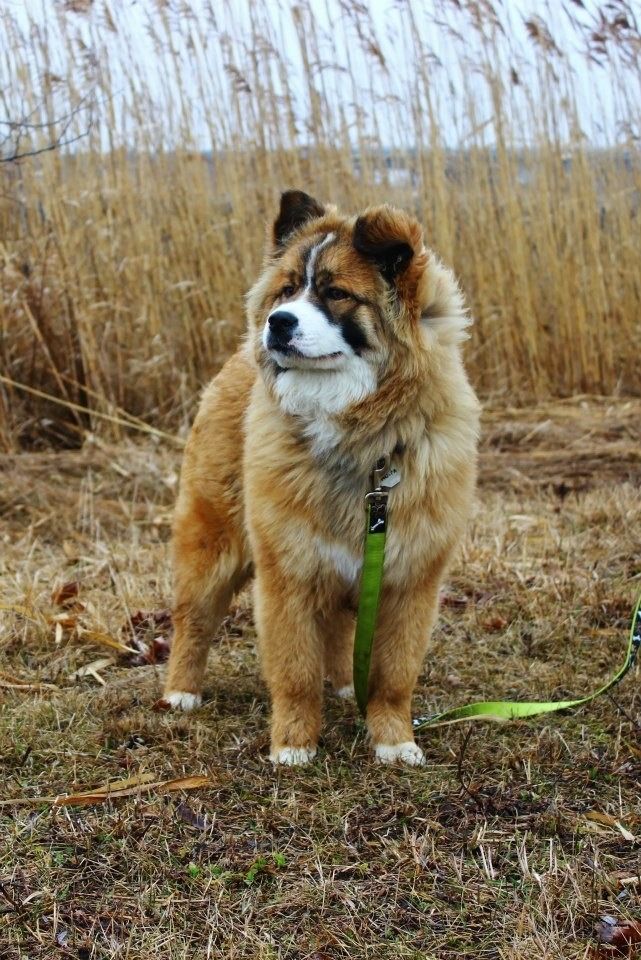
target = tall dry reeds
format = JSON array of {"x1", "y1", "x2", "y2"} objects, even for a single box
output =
[{"x1": 0, "y1": 0, "x2": 640, "y2": 449}]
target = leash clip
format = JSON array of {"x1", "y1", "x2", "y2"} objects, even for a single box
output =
[
  {"x1": 365, "y1": 455, "x2": 390, "y2": 509},
  {"x1": 370, "y1": 455, "x2": 390, "y2": 493},
  {"x1": 364, "y1": 456, "x2": 390, "y2": 533}
]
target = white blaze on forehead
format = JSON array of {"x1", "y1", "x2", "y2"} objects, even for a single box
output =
[{"x1": 305, "y1": 232, "x2": 335, "y2": 288}]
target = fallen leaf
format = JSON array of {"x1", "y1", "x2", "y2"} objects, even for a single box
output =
[
  {"x1": 611, "y1": 874, "x2": 641, "y2": 889},
  {"x1": 157, "y1": 775, "x2": 211, "y2": 794},
  {"x1": 68, "y1": 657, "x2": 115, "y2": 685},
  {"x1": 120, "y1": 609, "x2": 173, "y2": 666},
  {"x1": 80, "y1": 628, "x2": 135, "y2": 654},
  {"x1": 586, "y1": 811, "x2": 637, "y2": 843},
  {"x1": 51, "y1": 581, "x2": 81, "y2": 608},
  {"x1": 53, "y1": 773, "x2": 211, "y2": 807},
  {"x1": 152, "y1": 698, "x2": 171, "y2": 712},
  {"x1": 594, "y1": 916, "x2": 641, "y2": 954},
  {"x1": 0, "y1": 772, "x2": 158, "y2": 805}
]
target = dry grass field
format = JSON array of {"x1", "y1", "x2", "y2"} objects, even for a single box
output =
[
  {"x1": 1, "y1": 398, "x2": 640, "y2": 958},
  {"x1": 1, "y1": 0, "x2": 641, "y2": 957}
]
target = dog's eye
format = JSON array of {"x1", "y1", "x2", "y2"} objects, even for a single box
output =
[
  {"x1": 326, "y1": 287, "x2": 350, "y2": 301},
  {"x1": 280, "y1": 284, "x2": 296, "y2": 299}
]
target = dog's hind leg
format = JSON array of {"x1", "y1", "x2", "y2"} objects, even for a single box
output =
[
  {"x1": 162, "y1": 350, "x2": 255, "y2": 709},
  {"x1": 164, "y1": 493, "x2": 249, "y2": 710}
]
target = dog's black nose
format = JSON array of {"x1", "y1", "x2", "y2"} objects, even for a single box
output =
[{"x1": 267, "y1": 310, "x2": 297, "y2": 348}]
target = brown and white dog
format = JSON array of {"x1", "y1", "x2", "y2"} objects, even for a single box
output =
[{"x1": 163, "y1": 190, "x2": 480, "y2": 766}]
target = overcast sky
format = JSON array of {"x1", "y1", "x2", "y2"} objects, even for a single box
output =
[{"x1": 3, "y1": 0, "x2": 640, "y2": 148}]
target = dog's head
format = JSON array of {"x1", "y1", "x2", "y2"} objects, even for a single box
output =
[{"x1": 246, "y1": 190, "x2": 470, "y2": 418}]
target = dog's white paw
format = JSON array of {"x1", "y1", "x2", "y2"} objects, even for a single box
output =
[
  {"x1": 270, "y1": 746, "x2": 317, "y2": 766},
  {"x1": 164, "y1": 691, "x2": 202, "y2": 711},
  {"x1": 374, "y1": 741, "x2": 425, "y2": 767},
  {"x1": 334, "y1": 684, "x2": 354, "y2": 699}
]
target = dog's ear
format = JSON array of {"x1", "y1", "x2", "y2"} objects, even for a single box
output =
[
  {"x1": 273, "y1": 190, "x2": 325, "y2": 249},
  {"x1": 352, "y1": 205, "x2": 421, "y2": 285}
]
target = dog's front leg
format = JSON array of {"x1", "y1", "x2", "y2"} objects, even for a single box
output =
[
  {"x1": 253, "y1": 568, "x2": 324, "y2": 766},
  {"x1": 366, "y1": 565, "x2": 445, "y2": 766}
]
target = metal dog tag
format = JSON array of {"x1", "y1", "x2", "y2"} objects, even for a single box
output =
[{"x1": 380, "y1": 467, "x2": 401, "y2": 489}]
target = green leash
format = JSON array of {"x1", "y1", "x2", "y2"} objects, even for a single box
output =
[
  {"x1": 353, "y1": 456, "x2": 391, "y2": 715},
  {"x1": 353, "y1": 458, "x2": 641, "y2": 730}
]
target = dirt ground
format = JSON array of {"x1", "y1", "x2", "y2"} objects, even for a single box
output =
[{"x1": 1, "y1": 397, "x2": 640, "y2": 959}]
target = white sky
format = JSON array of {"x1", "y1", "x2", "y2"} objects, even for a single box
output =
[{"x1": 2, "y1": 0, "x2": 640, "y2": 149}]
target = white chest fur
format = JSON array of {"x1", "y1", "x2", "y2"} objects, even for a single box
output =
[
  {"x1": 314, "y1": 536, "x2": 362, "y2": 585},
  {"x1": 274, "y1": 358, "x2": 376, "y2": 418}
]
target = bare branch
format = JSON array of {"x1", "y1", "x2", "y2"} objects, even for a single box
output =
[{"x1": 0, "y1": 96, "x2": 95, "y2": 164}]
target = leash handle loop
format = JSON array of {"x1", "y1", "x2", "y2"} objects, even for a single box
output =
[{"x1": 412, "y1": 590, "x2": 641, "y2": 730}]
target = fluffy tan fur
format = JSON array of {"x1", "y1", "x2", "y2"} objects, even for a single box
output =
[{"x1": 164, "y1": 192, "x2": 480, "y2": 765}]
